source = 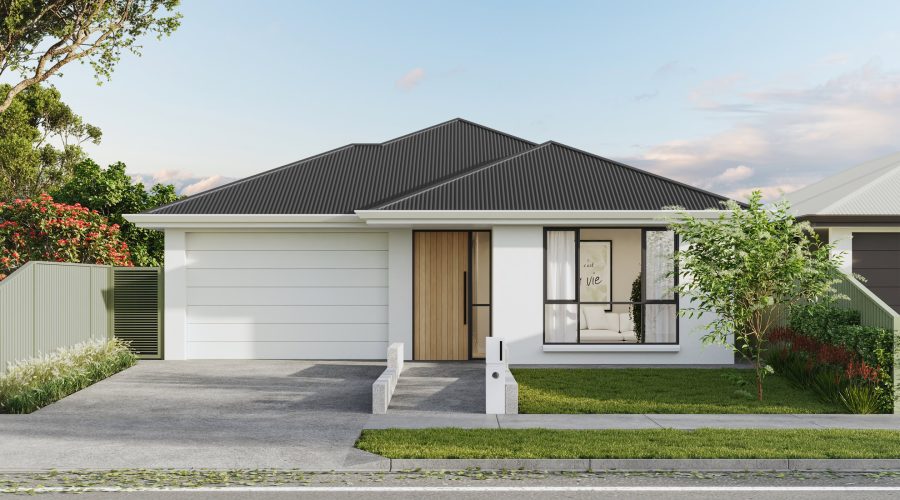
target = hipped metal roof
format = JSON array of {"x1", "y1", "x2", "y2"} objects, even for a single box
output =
[
  {"x1": 786, "y1": 152, "x2": 900, "y2": 218},
  {"x1": 147, "y1": 118, "x2": 735, "y2": 215}
]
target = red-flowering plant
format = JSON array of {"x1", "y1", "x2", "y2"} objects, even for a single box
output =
[{"x1": 0, "y1": 194, "x2": 132, "y2": 280}]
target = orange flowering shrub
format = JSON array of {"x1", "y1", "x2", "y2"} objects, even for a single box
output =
[{"x1": 0, "y1": 194, "x2": 132, "y2": 280}]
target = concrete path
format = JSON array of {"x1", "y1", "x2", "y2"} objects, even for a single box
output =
[
  {"x1": 367, "y1": 412, "x2": 900, "y2": 429},
  {"x1": 387, "y1": 362, "x2": 485, "y2": 414},
  {"x1": 0, "y1": 360, "x2": 390, "y2": 471}
]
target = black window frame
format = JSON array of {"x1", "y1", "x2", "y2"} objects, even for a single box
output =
[{"x1": 542, "y1": 227, "x2": 680, "y2": 345}]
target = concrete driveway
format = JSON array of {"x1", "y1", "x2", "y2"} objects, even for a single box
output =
[{"x1": 0, "y1": 360, "x2": 389, "y2": 470}]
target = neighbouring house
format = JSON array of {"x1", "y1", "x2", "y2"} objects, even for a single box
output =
[
  {"x1": 127, "y1": 119, "x2": 737, "y2": 364},
  {"x1": 786, "y1": 152, "x2": 900, "y2": 314}
]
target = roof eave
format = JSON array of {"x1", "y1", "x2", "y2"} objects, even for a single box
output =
[
  {"x1": 125, "y1": 213, "x2": 365, "y2": 230},
  {"x1": 354, "y1": 209, "x2": 728, "y2": 226}
]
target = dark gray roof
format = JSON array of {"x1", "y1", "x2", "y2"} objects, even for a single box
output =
[
  {"x1": 147, "y1": 119, "x2": 734, "y2": 214},
  {"x1": 147, "y1": 119, "x2": 535, "y2": 214},
  {"x1": 374, "y1": 142, "x2": 731, "y2": 211}
]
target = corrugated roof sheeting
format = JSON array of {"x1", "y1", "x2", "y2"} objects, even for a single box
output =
[
  {"x1": 377, "y1": 142, "x2": 730, "y2": 211},
  {"x1": 146, "y1": 119, "x2": 734, "y2": 214},
  {"x1": 148, "y1": 119, "x2": 535, "y2": 214}
]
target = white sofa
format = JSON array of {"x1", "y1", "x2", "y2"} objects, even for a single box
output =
[{"x1": 579, "y1": 305, "x2": 638, "y2": 343}]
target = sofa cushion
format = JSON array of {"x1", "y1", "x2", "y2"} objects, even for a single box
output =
[
  {"x1": 582, "y1": 305, "x2": 617, "y2": 331},
  {"x1": 619, "y1": 313, "x2": 635, "y2": 333},
  {"x1": 579, "y1": 329, "x2": 624, "y2": 342},
  {"x1": 620, "y1": 331, "x2": 639, "y2": 343}
]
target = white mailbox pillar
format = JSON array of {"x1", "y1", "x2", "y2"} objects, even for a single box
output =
[{"x1": 485, "y1": 337, "x2": 508, "y2": 414}]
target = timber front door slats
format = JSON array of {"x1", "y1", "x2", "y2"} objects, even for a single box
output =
[{"x1": 414, "y1": 231, "x2": 469, "y2": 360}]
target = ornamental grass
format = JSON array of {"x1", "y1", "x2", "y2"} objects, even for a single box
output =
[{"x1": 0, "y1": 339, "x2": 137, "y2": 414}]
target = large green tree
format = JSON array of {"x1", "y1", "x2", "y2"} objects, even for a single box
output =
[
  {"x1": 53, "y1": 159, "x2": 177, "y2": 267},
  {"x1": 0, "y1": 0, "x2": 181, "y2": 113},
  {"x1": 669, "y1": 191, "x2": 843, "y2": 401},
  {"x1": 0, "y1": 83, "x2": 100, "y2": 199}
]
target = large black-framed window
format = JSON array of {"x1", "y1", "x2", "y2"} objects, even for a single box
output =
[{"x1": 543, "y1": 227, "x2": 679, "y2": 345}]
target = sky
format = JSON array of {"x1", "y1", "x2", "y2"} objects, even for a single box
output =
[{"x1": 26, "y1": 0, "x2": 900, "y2": 200}]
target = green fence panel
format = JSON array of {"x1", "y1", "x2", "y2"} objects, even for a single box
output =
[
  {"x1": 0, "y1": 262, "x2": 161, "y2": 373},
  {"x1": 0, "y1": 264, "x2": 35, "y2": 374}
]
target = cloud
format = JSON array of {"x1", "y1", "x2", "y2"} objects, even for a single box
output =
[
  {"x1": 181, "y1": 175, "x2": 232, "y2": 196},
  {"x1": 689, "y1": 73, "x2": 746, "y2": 109},
  {"x1": 653, "y1": 61, "x2": 696, "y2": 79},
  {"x1": 396, "y1": 68, "x2": 425, "y2": 90},
  {"x1": 633, "y1": 91, "x2": 659, "y2": 102},
  {"x1": 725, "y1": 183, "x2": 805, "y2": 202},
  {"x1": 820, "y1": 51, "x2": 851, "y2": 66},
  {"x1": 716, "y1": 165, "x2": 753, "y2": 183},
  {"x1": 131, "y1": 169, "x2": 235, "y2": 196},
  {"x1": 625, "y1": 62, "x2": 900, "y2": 201}
]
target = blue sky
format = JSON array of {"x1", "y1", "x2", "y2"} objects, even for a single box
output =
[{"x1": 35, "y1": 0, "x2": 900, "y2": 199}]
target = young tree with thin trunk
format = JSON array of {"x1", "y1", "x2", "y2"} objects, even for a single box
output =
[
  {"x1": 669, "y1": 191, "x2": 843, "y2": 401},
  {"x1": 0, "y1": 0, "x2": 181, "y2": 114}
]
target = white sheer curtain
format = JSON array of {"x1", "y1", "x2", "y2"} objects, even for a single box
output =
[
  {"x1": 546, "y1": 231, "x2": 576, "y2": 342},
  {"x1": 546, "y1": 231, "x2": 576, "y2": 300},
  {"x1": 644, "y1": 230, "x2": 676, "y2": 343}
]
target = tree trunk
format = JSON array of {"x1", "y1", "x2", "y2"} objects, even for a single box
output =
[{"x1": 755, "y1": 347, "x2": 764, "y2": 401}]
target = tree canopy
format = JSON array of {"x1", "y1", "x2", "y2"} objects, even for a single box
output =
[
  {"x1": 0, "y1": 83, "x2": 101, "y2": 199},
  {"x1": 0, "y1": 193, "x2": 132, "y2": 280},
  {"x1": 669, "y1": 191, "x2": 843, "y2": 400},
  {"x1": 0, "y1": 0, "x2": 181, "y2": 113},
  {"x1": 53, "y1": 159, "x2": 177, "y2": 267}
]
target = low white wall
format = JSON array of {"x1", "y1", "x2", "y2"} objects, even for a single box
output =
[
  {"x1": 372, "y1": 342, "x2": 404, "y2": 414},
  {"x1": 491, "y1": 225, "x2": 733, "y2": 365}
]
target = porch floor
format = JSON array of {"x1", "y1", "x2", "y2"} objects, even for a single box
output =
[{"x1": 388, "y1": 362, "x2": 485, "y2": 414}]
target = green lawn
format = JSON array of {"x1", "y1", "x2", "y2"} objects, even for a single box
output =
[
  {"x1": 356, "y1": 428, "x2": 900, "y2": 459},
  {"x1": 512, "y1": 368, "x2": 844, "y2": 414}
]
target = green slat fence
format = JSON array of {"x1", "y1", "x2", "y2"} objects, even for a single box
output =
[{"x1": 0, "y1": 262, "x2": 162, "y2": 374}]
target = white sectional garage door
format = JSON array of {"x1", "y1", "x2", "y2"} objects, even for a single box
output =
[{"x1": 184, "y1": 232, "x2": 389, "y2": 359}]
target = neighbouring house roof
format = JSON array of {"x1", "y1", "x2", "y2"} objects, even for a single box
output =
[
  {"x1": 786, "y1": 152, "x2": 900, "y2": 221},
  {"x1": 146, "y1": 118, "x2": 735, "y2": 215}
]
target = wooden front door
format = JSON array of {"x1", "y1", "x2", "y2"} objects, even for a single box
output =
[{"x1": 414, "y1": 231, "x2": 470, "y2": 360}]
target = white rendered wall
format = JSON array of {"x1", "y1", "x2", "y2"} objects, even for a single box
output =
[
  {"x1": 829, "y1": 228, "x2": 855, "y2": 274},
  {"x1": 492, "y1": 225, "x2": 733, "y2": 365},
  {"x1": 163, "y1": 230, "x2": 187, "y2": 360},
  {"x1": 388, "y1": 229, "x2": 413, "y2": 360}
]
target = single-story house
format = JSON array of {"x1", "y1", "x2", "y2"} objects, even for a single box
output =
[
  {"x1": 786, "y1": 152, "x2": 900, "y2": 314},
  {"x1": 127, "y1": 119, "x2": 736, "y2": 364}
]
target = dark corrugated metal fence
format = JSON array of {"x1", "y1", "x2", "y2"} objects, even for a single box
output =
[{"x1": 113, "y1": 267, "x2": 163, "y2": 359}]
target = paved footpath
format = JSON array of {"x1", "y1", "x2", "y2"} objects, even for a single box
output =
[{"x1": 366, "y1": 412, "x2": 900, "y2": 429}]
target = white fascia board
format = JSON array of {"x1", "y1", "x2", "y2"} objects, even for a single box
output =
[
  {"x1": 124, "y1": 213, "x2": 365, "y2": 229},
  {"x1": 354, "y1": 210, "x2": 727, "y2": 226}
]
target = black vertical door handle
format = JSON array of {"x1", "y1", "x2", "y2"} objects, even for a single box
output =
[{"x1": 463, "y1": 271, "x2": 467, "y2": 325}]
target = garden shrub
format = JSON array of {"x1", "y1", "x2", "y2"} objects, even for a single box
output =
[
  {"x1": 789, "y1": 302, "x2": 860, "y2": 342},
  {"x1": 0, "y1": 193, "x2": 132, "y2": 280},
  {"x1": 0, "y1": 339, "x2": 137, "y2": 414},
  {"x1": 768, "y1": 324, "x2": 893, "y2": 414}
]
